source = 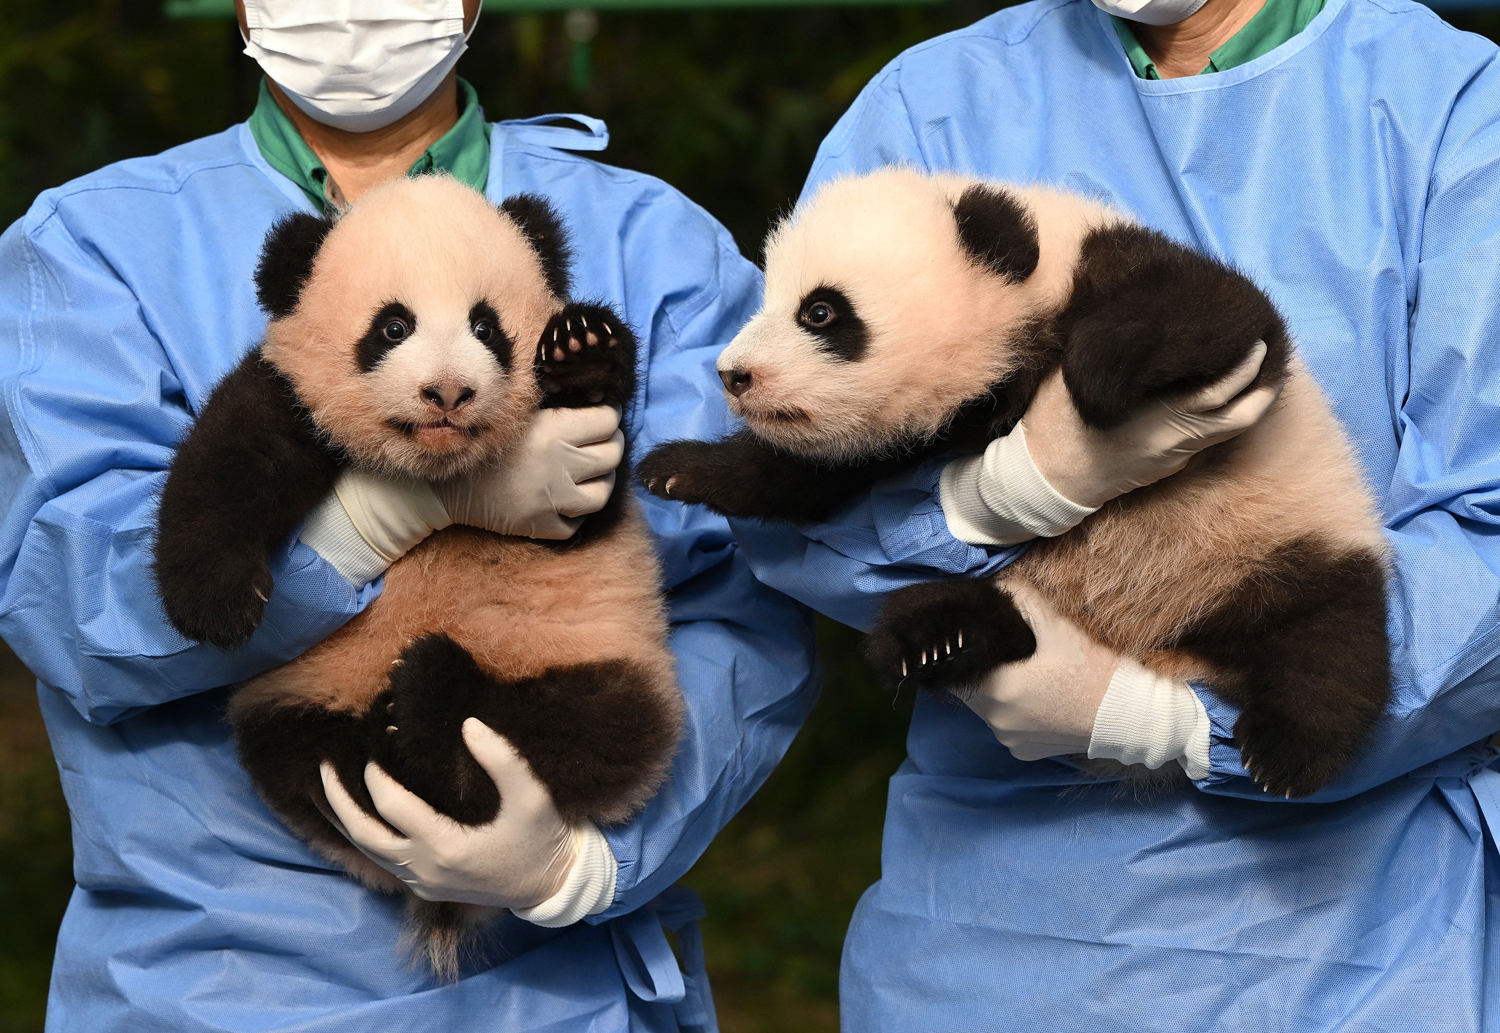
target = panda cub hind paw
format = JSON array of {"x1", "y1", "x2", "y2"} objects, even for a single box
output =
[
  {"x1": 535, "y1": 303, "x2": 637, "y2": 409},
  {"x1": 367, "y1": 633, "x2": 503, "y2": 827},
  {"x1": 1233, "y1": 703, "x2": 1354, "y2": 800},
  {"x1": 865, "y1": 579, "x2": 1039, "y2": 696}
]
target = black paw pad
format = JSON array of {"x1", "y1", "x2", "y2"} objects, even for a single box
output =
[
  {"x1": 535, "y1": 303, "x2": 637, "y2": 409},
  {"x1": 865, "y1": 579, "x2": 1037, "y2": 696},
  {"x1": 366, "y1": 633, "x2": 501, "y2": 826}
]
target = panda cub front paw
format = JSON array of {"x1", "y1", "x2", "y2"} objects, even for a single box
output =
[{"x1": 535, "y1": 303, "x2": 637, "y2": 409}]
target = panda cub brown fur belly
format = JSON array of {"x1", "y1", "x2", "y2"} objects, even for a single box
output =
[
  {"x1": 152, "y1": 174, "x2": 679, "y2": 979},
  {"x1": 637, "y1": 167, "x2": 1389, "y2": 800}
]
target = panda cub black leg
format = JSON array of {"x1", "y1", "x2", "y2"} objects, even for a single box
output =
[
  {"x1": 370, "y1": 633, "x2": 680, "y2": 826},
  {"x1": 1058, "y1": 223, "x2": 1291, "y2": 430},
  {"x1": 368, "y1": 633, "x2": 502, "y2": 827},
  {"x1": 535, "y1": 303, "x2": 637, "y2": 409},
  {"x1": 865, "y1": 579, "x2": 1038, "y2": 696}
]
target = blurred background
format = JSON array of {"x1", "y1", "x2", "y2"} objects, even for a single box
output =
[{"x1": 2, "y1": 1, "x2": 1498, "y2": 1030}]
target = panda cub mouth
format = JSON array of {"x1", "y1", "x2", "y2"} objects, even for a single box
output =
[
  {"x1": 750, "y1": 407, "x2": 810, "y2": 424},
  {"x1": 386, "y1": 417, "x2": 488, "y2": 441}
]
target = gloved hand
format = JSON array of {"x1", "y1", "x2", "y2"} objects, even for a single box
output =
[
  {"x1": 434, "y1": 405, "x2": 625, "y2": 540},
  {"x1": 300, "y1": 405, "x2": 623, "y2": 585},
  {"x1": 1027, "y1": 341, "x2": 1278, "y2": 509},
  {"x1": 940, "y1": 344, "x2": 1278, "y2": 546},
  {"x1": 967, "y1": 582, "x2": 1210, "y2": 778},
  {"x1": 319, "y1": 719, "x2": 617, "y2": 924}
]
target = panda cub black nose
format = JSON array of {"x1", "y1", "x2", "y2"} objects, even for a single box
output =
[
  {"x1": 720, "y1": 368, "x2": 753, "y2": 397},
  {"x1": 421, "y1": 384, "x2": 476, "y2": 412}
]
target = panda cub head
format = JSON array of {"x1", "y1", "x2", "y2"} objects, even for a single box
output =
[
  {"x1": 716, "y1": 168, "x2": 1121, "y2": 461},
  {"x1": 255, "y1": 174, "x2": 568, "y2": 480}
]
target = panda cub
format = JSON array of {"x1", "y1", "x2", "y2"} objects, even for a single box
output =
[
  {"x1": 153, "y1": 175, "x2": 681, "y2": 976},
  {"x1": 639, "y1": 168, "x2": 1389, "y2": 799}
]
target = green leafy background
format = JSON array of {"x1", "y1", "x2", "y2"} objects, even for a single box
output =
[{"x1": 3, "y1": 2, "x2": 1498, "y2": 1030}]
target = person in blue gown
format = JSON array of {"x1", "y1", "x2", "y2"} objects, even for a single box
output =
[
  {"x1": 727, "y1": 0, "x2": 1500, "y2": 1026},
  {"x1": 0, "y1": 2, "x2": 815, "y2": 1029}
]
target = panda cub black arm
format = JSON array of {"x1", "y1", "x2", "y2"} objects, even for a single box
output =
[
  {"x1": 153, "y1": 350, "x2": 345, "y2": 650},
  {"x1": 638, "y1": 431, "x2": 906, "y2": 524},
  {"x1": 1058, "y1": 223, "x2": 1291, "y2": 429}
]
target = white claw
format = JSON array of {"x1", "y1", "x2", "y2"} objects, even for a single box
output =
[
  {"x1": 580, "y1": 315, "x2": 588, "y2": 328},
  {"x1": 252, "y1": 586, "x2": 269, "y2": 603},
  {"x1": 390, "y1": 658, "x2": 404, "y2": 668},
  {"x1": 385, "y1": 725, "x2": 398, "y2": 734},
  {"x1": 566, "y1": 318, "x2": 572, "y2": 332},
  {"x1": 553, "y1": 327, "x2": 559, "y2": 341},
  {"x1": 957, "y1": 630, "x2": 963, "y2": 649},
  {"x1": 603, "y1": 322, "x2": 613, "y2": 336},
  {"x1": 945, "y1": 641, "x2": 952, "y2": 656},
  {"x1": 920, "y1": 650, "x2": 928, "y2": 666},
  {"x1": 901, "y1": 660, "x2": 908, "y2": 677}
]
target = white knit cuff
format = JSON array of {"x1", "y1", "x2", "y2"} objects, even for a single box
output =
[
  {"x1": 510, "y1": 821, "x2": 618, "y2": 928},
  {"x1": 939, "y1": 422, "x2": 1098, "y2": 547},
  {"x1": 299, "y1": 469, "x2": 451, "y2": 586},
  {"x1": 1087, "y1": 657, "x2": 1211, "y2": 780}
]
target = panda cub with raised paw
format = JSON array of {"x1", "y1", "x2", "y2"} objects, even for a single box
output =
[
  {"x1": 153, "y1": 174, "x2": 681, "y2": 977},
  {"x1": 639, "y1": 167, "x2": 1389, "y2": 799}
]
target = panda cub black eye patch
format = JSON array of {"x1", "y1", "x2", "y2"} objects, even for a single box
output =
[
  {"x1": 357, "y1": 302, "x2": 418, "y2": 373},
  {"x1": 468, "y1": 301, "x2": 513, "y2": 369},
  {"x1": 797, "y1": 286, "x2": 867, "y2": 362}
]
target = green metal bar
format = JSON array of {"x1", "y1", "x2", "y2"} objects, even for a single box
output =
[{"x1": 167, "y1": 0, "x2": 935, "y2": 17}]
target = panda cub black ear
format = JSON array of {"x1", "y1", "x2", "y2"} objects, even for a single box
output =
[
  {"x1": 501, "y1": 193, "x2": 573, "y2": 299},
  {"x1": 953, "y1": 185, "x2": 1040, "y2": 283},
  {"x1": 255, "y1": 212, "x2": 335, "y2": 319}
]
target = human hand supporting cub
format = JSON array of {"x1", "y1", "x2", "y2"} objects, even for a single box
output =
[
  {"x1": 319, "y1": 719, "x2": 617, "y2": 925},
  {"x1": 435, "y1": 405, "x2": 625, "y2": 538},
  {"x1": 941, "y1": 343, "x2": 1279, "y2": 546},
  {"x1": 301, "y1": 405, "x2": 623, "y2": 584},
  {"x1": 965, "y1": 583, "x2": 1210, "y2": 779}
]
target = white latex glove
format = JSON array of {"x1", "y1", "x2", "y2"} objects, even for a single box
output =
[
  {"x1": 965, "y1": 582, "x2": 1118, "y2": 761},
  {"x1": 319, "y1": 719, "x2": 616, "y2": 924},
  {"x1": 940, "y1": 344, "x2": 1279, "y2": 547},
  {"x1": 434, "y1": 405, "x2": 624, "y2": 540},
  {"x1": 969, "y1": 583, "x2": 1211, "y2": 778},
  {"x1": 1028, "y1": 342, "x2": 1279, "y2": 509}
]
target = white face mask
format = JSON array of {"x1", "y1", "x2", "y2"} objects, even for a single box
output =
[
  {"x1": 242, "y1": 0, "x2": 475, "y2": 133},
  {"x1": 1091, "y1": 0, "x2": 1209, "y2": 26}
]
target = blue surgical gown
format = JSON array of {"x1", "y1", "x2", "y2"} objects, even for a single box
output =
[
  {"x1": 0, "y1": 116, "x2": 817, "y2": 1031},
  {"x1": 729, "y1": 0, "x2": 1500, "y2": 1027}
]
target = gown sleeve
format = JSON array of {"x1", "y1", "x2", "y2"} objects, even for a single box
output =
[
  {"x1": 596, "y1": 224, "x2": 822, "y2": 914},
  {"x1": 0, "y1": 207, "x2": 374, "y2": 726}
]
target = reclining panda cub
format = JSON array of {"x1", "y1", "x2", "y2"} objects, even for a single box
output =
[
  {"x1": 153, "y1": 175, "x2": 681, "y2": 977},
  {"x1": 639, "y1": 167, "x2": 1390, "y2": 799}
]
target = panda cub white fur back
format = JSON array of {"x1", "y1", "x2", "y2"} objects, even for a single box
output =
[{"x1": 641, "y1": 167, "x2": 1390, "y2": 799}]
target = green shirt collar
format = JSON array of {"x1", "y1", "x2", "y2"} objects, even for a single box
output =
[
  {"x1": 247, "y1": 78, "x2": 491, "y2": 212},
  {"x1": 1112, "y1": 0, "x2": 1325, "y2": 79}
]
